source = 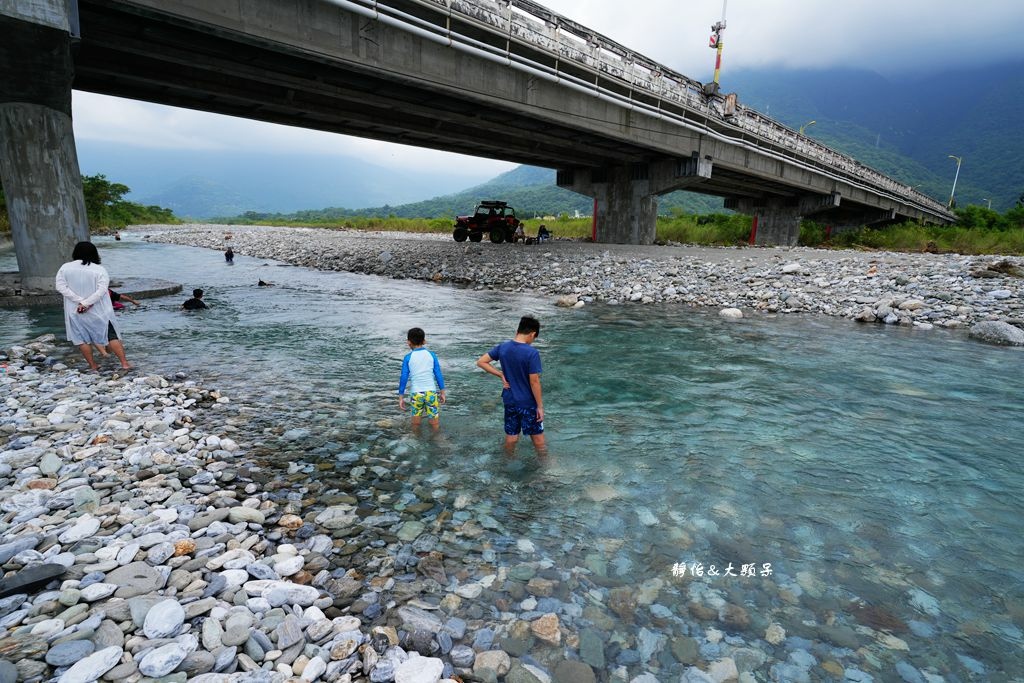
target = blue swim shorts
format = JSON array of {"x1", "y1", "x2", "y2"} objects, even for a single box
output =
[{"x1": 504, "y1": 404, "x2": 543, "y2": 436}]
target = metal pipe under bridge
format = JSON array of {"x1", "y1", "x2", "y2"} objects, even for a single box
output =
[{"x1": 1, "y1": 0, "x2": 956, "y2": 289}]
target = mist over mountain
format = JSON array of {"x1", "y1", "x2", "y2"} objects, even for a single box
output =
[{"x1": 74, "y1": 141, "x2": 491, "y2": 219}]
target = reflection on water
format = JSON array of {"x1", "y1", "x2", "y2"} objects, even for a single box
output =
[{"x1": 2, "y1": 237, "x2": 1022, "y2": 677}]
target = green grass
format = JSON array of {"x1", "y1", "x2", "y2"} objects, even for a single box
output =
[{"x1": 802, "y1": 221, "x2": 1024, "y2": 255}]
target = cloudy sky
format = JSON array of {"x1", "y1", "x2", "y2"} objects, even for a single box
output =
[{"x1": 74, "y1": 0, "x2": 1024, "y2": 179}]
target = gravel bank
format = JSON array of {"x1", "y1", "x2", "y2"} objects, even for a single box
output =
[{"x1": 142, "y1": 225, "x2": 1024, "y2": 334}]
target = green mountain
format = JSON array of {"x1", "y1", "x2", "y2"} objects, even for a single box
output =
[
  {"x1": 222, "y1": 165, "x2": 725, "y2": 222},
  {"x1": 725, "y1": 62, "x2": 1024, "y2": 210}
]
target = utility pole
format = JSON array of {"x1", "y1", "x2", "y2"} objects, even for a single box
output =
[{"x1": 704, "y1": 0, "x2": 727, "y2": 96}]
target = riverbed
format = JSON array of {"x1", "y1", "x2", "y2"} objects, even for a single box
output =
[{"x1": 1, "y1": 236, "x2": 1022, "y2": 681}]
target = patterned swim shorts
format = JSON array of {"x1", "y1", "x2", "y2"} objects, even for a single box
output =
[
  {"x1": 409, "y1": 391, "x2": 440, "y2": 419},
  {"x1": 503, "y1": 404, "x2": 543, "y2": 436}
]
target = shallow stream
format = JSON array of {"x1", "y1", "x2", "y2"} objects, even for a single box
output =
[{"x1": 2, "y1": 237, "x2": 1021, "y2": 680}]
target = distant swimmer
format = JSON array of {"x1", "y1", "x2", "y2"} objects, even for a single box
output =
[{"x1": 225, "y1": 247, "x2": 234, "y2": 263}]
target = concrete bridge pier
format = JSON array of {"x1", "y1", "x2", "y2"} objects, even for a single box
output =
[
  {"x1": 0, "y1": 2, "x2": 89, "y2": 291},
  {"x1": 728, "y1": 193, "x2": 842, "y2": 246},
  {"x1": 558, "y1": 156, "x2": 712, "y2": 244}
]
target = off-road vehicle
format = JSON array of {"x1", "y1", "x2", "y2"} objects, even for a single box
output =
[{"x1": 452, "y1": 200, "x2": 523, "y2": 243}]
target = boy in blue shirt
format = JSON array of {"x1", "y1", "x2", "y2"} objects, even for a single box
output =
[
  {"x1": 398, "y1": 327, "x2": 446, "y2": 431},
  {"x1": 476, "y1": 316, "x2": 546, "y2": 455}
]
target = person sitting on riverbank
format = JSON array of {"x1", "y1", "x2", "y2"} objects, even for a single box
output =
[
  {"x1": 182, "y1": 288, "x2": 208, "y2": 310},
  {"x1": 225, "y1": 248, "x2": 234, "y2": 264},
  {"x1": 537, "y1": 225, "x2": 552, "y2": 243},
  {"x1": 398, "y1": 327, "x2": 446, "y2": 432}
]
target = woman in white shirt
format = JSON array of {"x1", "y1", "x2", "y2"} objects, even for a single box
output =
[{"x1": 54, "y1": 241, "x2": 132, "y2": 372}]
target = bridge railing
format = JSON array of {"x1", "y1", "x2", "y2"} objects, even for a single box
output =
[{"x1": 392, "y1": 0, "x2": 949, "y2": 218}]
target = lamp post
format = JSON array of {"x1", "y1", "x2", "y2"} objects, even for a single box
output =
[
  {"x1": 799, "y1": 120, "x2": 816, "y2": 135},
  {"x1": 982, "y1": 198, "x2": 992, "y2": 210},
  {"x1": 947, "y1": 155, "x2": 962, "y2": 209}
]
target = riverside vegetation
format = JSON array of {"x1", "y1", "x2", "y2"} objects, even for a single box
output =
[
  {"x1": 0, "y1": 176, "x2": 178, "y2": 237},
  {"x1": 214, "y1": 202, "x2": 1024, "y2": 255}
]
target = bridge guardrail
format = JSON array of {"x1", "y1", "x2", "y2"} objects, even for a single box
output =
[{"x1": 351, "y1": 0, "x2": 952, "y2": 221}]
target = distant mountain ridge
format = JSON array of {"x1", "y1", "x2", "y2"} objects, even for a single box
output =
[
  {"x1": 724, "y1": 61, "x2": 1024, "y2": 210},
  {"x1": 222, "y1": 165, "x2": 725, "y2": 222}
]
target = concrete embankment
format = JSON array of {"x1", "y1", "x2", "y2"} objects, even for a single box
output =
[{"x1": 141, "y1": 224, "x2": 1024, "y2": 334}]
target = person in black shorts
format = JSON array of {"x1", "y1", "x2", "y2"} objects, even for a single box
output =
[{"x1": 476, "y1": 316, "x2": 546, "y2": 456}]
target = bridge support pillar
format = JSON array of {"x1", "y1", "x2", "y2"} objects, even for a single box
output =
[
  {"x1": 728, "y1": 194, "x2": 842, "y2": 246},
  {"x1": 0, "y1": 3, "x2": 88, "y2": 291},
  {"x1": 558, "y1": 156, "x2": 712, "y2": 245}
]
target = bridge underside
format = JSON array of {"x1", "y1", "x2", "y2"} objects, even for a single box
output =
[{"x1": 1, "y1": 0, "x2": 951, "y2": 288}]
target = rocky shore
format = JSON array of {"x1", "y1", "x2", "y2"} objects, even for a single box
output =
[
  {"x1": 141, "y1": 225, "x2": 1024, "y2": 343},
  {"x1": 2, "y1": 336, "x2": 536, "y2": 683}
]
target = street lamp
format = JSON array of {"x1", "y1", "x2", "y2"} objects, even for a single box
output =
[
  {"x1": 947, "y1": 155, "x2": 962, "y2": 209},
  {"x1": 982, "y1": 198, "x2": 992, "y2": 209},
  {"x1": 799, "y1": 120, "x2": 816, "y2": 135}
]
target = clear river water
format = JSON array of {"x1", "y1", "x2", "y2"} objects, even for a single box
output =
[{"x1": 1, "y1": 236, "x2": 1022, "y2": 680}]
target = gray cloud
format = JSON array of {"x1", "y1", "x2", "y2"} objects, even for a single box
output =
[{"x1": 540, "y1": 0, "x2": 1024, "y2": 78}]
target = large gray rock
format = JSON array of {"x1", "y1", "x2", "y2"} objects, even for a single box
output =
[
  {"x1": 969, "y1": 321, "x2": 1024, "y2": 346},
  {"x1": 108, "y1": 562, "x2": 168, "y2": 598}
]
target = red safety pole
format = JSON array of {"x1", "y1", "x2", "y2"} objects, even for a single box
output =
[
  {"x1": 591, "y1": 198, "x2": 598, "y2": 242},
  {"x1": 748, "y1": 215, "x2": 758, "y2": 245}
]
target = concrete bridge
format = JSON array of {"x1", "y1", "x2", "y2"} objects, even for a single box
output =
[{"x1": 1, "y1": 0, "x2": 955, "y2": 288}]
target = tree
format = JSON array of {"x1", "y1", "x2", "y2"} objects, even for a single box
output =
[{"x1": 81, "y1": 174, "x2": 131, "y2": 226}]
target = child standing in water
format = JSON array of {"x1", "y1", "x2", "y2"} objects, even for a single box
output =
[{"x1": 398, "y1": 327, "x2": 446, "y2": 431}]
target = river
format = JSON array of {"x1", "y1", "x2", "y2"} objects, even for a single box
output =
[{"x1": 2, "y1": 236, "x2": 1021, "y2": 679}]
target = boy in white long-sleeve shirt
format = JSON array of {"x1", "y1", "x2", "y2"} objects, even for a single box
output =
[{"x1": 397, "y1": 327, "x2": 446, "y2": 430}]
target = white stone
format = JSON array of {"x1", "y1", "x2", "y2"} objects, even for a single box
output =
[
  {"x1": 781, "y1": 263, "x2": 802, "y2": 273},
  {"x1": 58, "y1": 515, "x2": 100, "y2": 543},
  {"x1": 274, "y1": 555, "x2": 304, "y2": 577},
  {"x1": 395, "y1": 655, "x2": 444, "y2": 683},
  {"x1": 144, "y1": 599, "x2": 186, "y2": 639},
  {"x1": 30, "y1": 618, "x2": 65, "y2": 637},
  {"x1": 57, "y1": 646, "x2": 123, "y2": 683},
  {"x1": 301, "y1": 655, "x2": 328, "y2": 682},
  {"x1": 516, "y1": 539, "x2": 536, "y2": 554},
  {"x1": 138, "y1": 643, "x2": 189, "y2": 677},
  {"x1": 455, "y1": 583, "x2": 483, "y2": 599},
  {"x1": 718, "y1": 308, "x2": 743, "y2": 319},
  {"x1": 708, "y1": 658, "x2": 739, "y2": 683},
  {"x1": 81, "y1": 582, "x2": 118, "y2": 602},
  {"x1": 314, "y1": 505, "x2": 357, "y2": 530},
  {"x1": 244, "y1": 580, "x2": 321, "y2": 606}
]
